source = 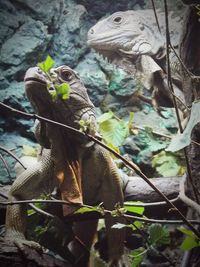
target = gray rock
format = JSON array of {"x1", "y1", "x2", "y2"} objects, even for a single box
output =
[
  {"x1": 0, "y1": 18, "x2": 51, "y2": 67},
  {"x1": 0, "y1": 73, "x2": 9, "y2": 90},
  {"x1": 74, "y1": 0, "x2": 139, "y2": 19},
  {"x1": 75, "y1": 53, "x2": 108, "y2": 105},
  {"x1": 16, "y1": 0, "x2": 64, "y2": 26},
  {"x1": 100, "y1": 94, "x2": 122, "y2": 113},
  {"x1": 0, "y1": 82, "x2": 32, "y2": 112},
  {"x1": 123, "y1": 136, "x2": 141, "y2": 155},
  {"x1": 109, "y1": 68, "x2": 137, "y2": 97},
  {"x1": 0, "y1": 132, "x2": 37, "y2": 184},
  {"x1": 0, "y1": 9, "x2": 25, "y2": 47},
  {"x1": 51, "y1": 3, "x2": 88, "y2": 67}
]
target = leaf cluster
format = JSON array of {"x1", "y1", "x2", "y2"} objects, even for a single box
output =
[
  {"x1": 97, "y1": 110, "x2": 133, "y2": 150},
  {"x1": 37, "y1": 55, "x2": 71, "y2": 101},
  {"x1": 152, "y1": 151, "x2": 185, "y2": 177}
]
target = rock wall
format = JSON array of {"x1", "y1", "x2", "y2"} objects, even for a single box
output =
[{"x1": 0, "y1": 0, "x2": 184, "y2": 183}]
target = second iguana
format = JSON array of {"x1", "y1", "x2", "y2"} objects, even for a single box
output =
[{"x1": 87, "y1": 9, "x2": 185, "y2": 115}]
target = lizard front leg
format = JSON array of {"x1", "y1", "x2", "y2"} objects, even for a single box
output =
[
  {"x1": 94, "y1": 146, "x2": 126, "y2": 266},
  {"x1": 102, "y1": 164, "x2": 126, "y2": 266},
  {"x1": 5, "y1": 149, "x2": 55, "y2": 250}
]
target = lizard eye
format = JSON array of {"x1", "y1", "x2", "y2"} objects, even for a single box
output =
[
  {"x1": 113, "y1": 16, "x2": 123, "y2": 24},
  {"x1": 60, "y1": 69, "x2": 73, "y2": 81}
]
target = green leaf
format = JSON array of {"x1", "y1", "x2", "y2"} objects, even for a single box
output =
[
  {"x1": 27, "y1": 202, "x2": 45, "y2": 216},
  {"x1": 178, "y1": 227, "x2": 200, "y2": 251},
  {"x1": 178, "y1": 227, "x2": 197, "y2": 238},
  {"x1": 156, "y1": 161, "x2": 181, "y2": 176},
  {"x1": 166, "y1": 100, "x2": 200, "y2": 152},
  {"x1": 99, "y1": 119, "x2": 129, "y2": 147},
  {"x1": 75, "y1": 206, "x2": 98, "y2": 214},
  {"x1": 152, "y1": 151, "x2": 185, "y2": 177},
  {"x1": 180, "y1": 236, "x2": 199, "y2": 251},
  {"x1": 129, "y1": 247, "x2": 146, "y2": 267},
  {"x1": 148, "y1": 224, "x2": 170, "y2": 247},
  {"x1": 131, "y1": 221, "x2": 143, "y2": 231},
  {"x1": 139, "y1": 130, "x2": 168, "y2": 153},
  {"x1": 124, "y1": 202, "x2": 144, "y2": 215},
  {"x1": 97, "y1": 110, "x2": 114, "y2": 124},
  {"x1": 55, "y1": 83, "x2": 71, "y2": 100},
  {"x1": 37, "y1": 55, "x2": 55, "y2": 73}
]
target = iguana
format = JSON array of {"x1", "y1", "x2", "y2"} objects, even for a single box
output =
[
  {"x1": 87, "y1": 9, "x2": 185, "y2": 115},
  {"x1": 5, "y1": 65, "x2": 126, "y2": 266}
]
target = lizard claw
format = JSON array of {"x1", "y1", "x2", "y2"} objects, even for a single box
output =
[
  {"x1": 14, "y1": 239, "x2": 43, "y2": 253},
  {"x1": 5, "y1": 231, "x2": 43, "y2": 253}
]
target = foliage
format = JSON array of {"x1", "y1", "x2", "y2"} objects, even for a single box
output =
[
  {"x1": 55, "y1": 83, "x2": 71, "y2": 100},
  {"x1": 37, "y1": 55, "x2": 71, "y2": 101},
  {"x1": 152, "y1": 151, "x2": 185, "y2": 177},
  {"x1": 129, "y1": 247, "x2": 146, "y2": 267},
  {"x1": 37, "y1": 55, "x2": 55, "y2": 73},
  {"x1": 139, "y1": 127, "x2": 169, "y2": 153},
  {"x1": 148, "y1": 224, "x2": 170, "y2": 248},
  {"x1": 167, "y1": 100, "x2": 200, "y2": 152},
  {"x1": 128, "y1": 224, "x2": 171, "y2": 267},
  {"x1": 179, "y1": 227, "x2": 200, "y2": 251},
  {"x1": 75, "y1": 206, "x2": 99, "y2": 214},
  {"x1": 97, "y1": 110, "x2": 132, "y2": 149},
  {"x1": 124, "y1": 201, "x2": 145, "y2": 215}
]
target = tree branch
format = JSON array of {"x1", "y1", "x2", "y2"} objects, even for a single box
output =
[
  {"x1": 179, "y1": 174, "x2": 200, "y2": 215},
  {"x1": 1, "y1": 197, "x2": 200, "y2": 225}
]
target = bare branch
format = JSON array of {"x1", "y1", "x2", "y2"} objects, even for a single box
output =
[
  {"x1": 151, "y1": 0, "x2": 161, "y2": 32},
  {"x1": 179, "y1": 174, "x2": 200, "y2": 215},
  {"x1": 0, "y1": 153, "x2": 12, "y2": 181},
  {"x1": 0, "y1": 145, "x2": 27, "y2": 170},
  {"x1": 1, "y1": 197, "x2": 200, "y2": 225}
]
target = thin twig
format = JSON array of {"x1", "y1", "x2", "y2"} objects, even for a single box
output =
[
  {"x1": 0, "y1": 145, "x2": 27, "y2": 170},
  {"x1": 124, "y1": 197, "x2": 179, "y2": 207},
  {"x1": 1, "y1": 198, "x2": 200, "y2": 225},
  {"x1": 0, "y1": 101, "x2": 200, "y2": 238},
  {"x1": 0, "y1": 153, "x2": 12, "y2": 181},
  {"x1": 179, "y1": 174, "x2": 200, "y2": 215},
  {"x1": 151, "y1": 0, "x2": 161, "y2": 33},
  {"x1": 169, "y1": 43, "x2": 195, "y2": 79},
  {"x1": 28, "y1": 203, "x2": 54, "y2": 218},
  {"x1": 163, "y1": 0, "x2": 199, "y2": 204},
  {"x1": 0, "y1": 191, "x2": 54, "y2": 218}
]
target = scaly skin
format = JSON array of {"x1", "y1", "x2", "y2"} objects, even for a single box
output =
[
  {"x1": 5, "y1": 65, "x2": 126, "y2": 266},
  {"x1": 87, "y1": 9, "x2": 186, "y2": 114},
  {"x1": 5, "y1": 149, "x2": 55, "y2": 250}
]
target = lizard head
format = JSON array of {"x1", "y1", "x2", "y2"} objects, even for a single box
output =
[
  {"x1": 24, "y1": 65, "x2": 81, "y2": 115},
  {"x1": 87, "y1": 10, "x2": 165, "y2": 62},
  {"x1": 24, "y1": 65, "x2": 98, "y2": 145}
]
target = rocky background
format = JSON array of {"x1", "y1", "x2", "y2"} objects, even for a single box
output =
[{"x1": 0, "y1": 0, "x2": 185, "y2": 183}]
